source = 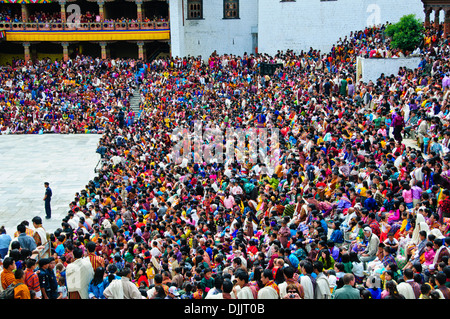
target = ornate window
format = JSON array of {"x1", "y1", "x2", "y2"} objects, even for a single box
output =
[
  {"x1": 224, "y1": 0, "x2": 239, "y2": 19},
  {"x1": 187, "y1": 0, "x2": 203, "y2": 19}
]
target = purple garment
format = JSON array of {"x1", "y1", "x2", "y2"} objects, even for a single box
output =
[
  {"x1": 411, "y1": 186, "x2": 422, "y2": 199},
  {"x1": 337, "y1": 198, "x2": 352, "y2": 210},
  {"x1": 330, "y1": 246, "x2": 340, "y2": 261},
  {"x1": 348, "y1": 84, "x2": 355, "y2": 97},
  {"x1": 388, "y1": 209, "x2": 401, "y2": 225},
  {"x1": 443, "y1": 76, "x2": 450, "y2": 89}
]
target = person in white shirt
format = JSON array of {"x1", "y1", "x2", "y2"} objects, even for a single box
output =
[
  {"x1": 31, "y1": 216, "x2": 49, "y2": 258},
  {"x1": 230, "y1": 181, "x2": 243, "y2": 196},
  {"x1": 104, "y1": 267, "x2": 144, "y2": 299},
  {"x1": 257, "y1": 269, "x2": 279, "y2": 299},
  {"x1": 278, "y1": 266, "x2": 305, "y2": 299},
  {"x1": 313, "y1": 261, "x2": 331, "y2": 299},
  {"x1": 206, "y1": 279, "x2": 235, "y2": 299},
  {"x1": 205, "y1": 275, "x2": 223, "y2": 299},
  {"x1": 298, "y1": 261, "x2": 315, "y2": 299},
  {"x1": 397, "y1": 280, "x2": 416, "y2": 299},
  {"x1": 394, "y1": 153, "x2": 403, "y2": 169},
  {"x1": 150, "y1": 240, "x2": 162, "y2": 258},
  {"x1": 66, "y1": 247, "x2": 94, "y2": 299},
  {"x1": 233, "y1": 269, "x2": 257, "y2": 299}
]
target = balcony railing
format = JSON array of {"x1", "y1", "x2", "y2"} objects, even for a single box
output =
[{"x1": 0, "y1": 20, "x2": 169, "y2": 31}]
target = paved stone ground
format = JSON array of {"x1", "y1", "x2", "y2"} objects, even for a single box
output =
[
  {"x1": 0, "y1": 134, "x2": 101, "y2": 235},
  {"x1": 403, "y1": 137, "x2": 421, "y2": 152}
]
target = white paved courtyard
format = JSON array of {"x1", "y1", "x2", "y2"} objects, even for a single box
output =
[{"x1": 0, "y1": 134, "x2": 101, "y2": 235}]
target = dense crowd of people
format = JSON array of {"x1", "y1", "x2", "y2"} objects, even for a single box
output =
[
  {"x1": 0, "y1": 56, "x2": 140, "y2": 135},
  {"x1": 0, "y1": 7, "x2": 20, "y2": 23},
  {"x1": 1, "y1": 20, "x2": 450, "y2": 300},
  {"x1": 0, "y1": 6, "x2": 167, "y2": 25}
]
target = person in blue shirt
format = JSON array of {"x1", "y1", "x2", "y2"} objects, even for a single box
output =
[
  {"x1": 366, "y1": 275, "x2": 382, "y2": 299},
  {"x1": 54, "y1": 235, "x2": 66, "y2": 257},
  {"x1": 16, "y1": 223, "x2": 37, "y2": 252},
  {"x1": 430, "y1": 137, "x2": 444, "y2": 156},
  {"x1": 103, "y1": 264, "x2": 121, "y2": 290},
  {"x1": 363, "y1": 190, "x2": 378, "y2": 213},
  {"x1": 289, "y1": 224, "x2": 298, "y2": 238},
  {"x1": 0, "y1": 226, "x2": 12, "y2": 259},
  {"x1": 418, "y1": 57, "x2": 427, "y2": 69},
  {"x1": 433, "y1": 99, "x2": 441, "y2": 115},
  {"x1": 256, "y1": 112, "x2": 266, "y2": 127},
  {"x1": 318, "y1": 215, "x2": 328, "y2": 235},
  {"x1": 329, "y1": 221, "x2": 344, "y2": 244},
  {"x1": 288, "y1": 249, "x2": 300, "y2": 269},
  {"x1": 289, "y1": 135, "x2": 297, "y2": 148},
  {"x1": 113, "y1": 255, "x2": 125, "y2": 272},
  {"x1": 115, "y1": 214, "x2": 124, "y2": 228},
  {"x1": 89, "y1": 267, "x2": 108, "y2": 299}
]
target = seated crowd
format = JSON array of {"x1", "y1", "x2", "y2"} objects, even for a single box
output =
[{"x1": 0, "y1": 21, "x2": 450, "y2": 300}]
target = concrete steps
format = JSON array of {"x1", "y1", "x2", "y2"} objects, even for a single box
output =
[{"x1": 129, "y1": 91, "x2": 142, "y2": 122}]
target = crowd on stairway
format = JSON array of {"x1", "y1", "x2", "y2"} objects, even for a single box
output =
[
  {"x1": 1, "y1": 21, "x2": 450, "y2": 300},
  {"x1": 0, "y1": 56, "x2": 143, "y2": 135}
]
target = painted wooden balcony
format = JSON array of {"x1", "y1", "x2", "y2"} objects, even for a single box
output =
[{"x1": 0, "y1": 20, "x2": 169, "y2": 41}]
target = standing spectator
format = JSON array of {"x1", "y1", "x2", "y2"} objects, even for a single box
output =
[
  {"x1": 392, "y1": 110, "x2": 405, "y2": 143},
  {"x1": 299, "y1": 261, "x2": 315, "y2": 299},
  {"x1": 103, "y1": 267, "x2": 143, "y2": 299},
  {"x1": 31, "y1": 216, "x2": 49, "y2": 258},
  {"x1": 57, "y1": 276, "x2": 68, "y2": 299},
  {"x1": 313, "y1": 261, "x2": 331, "y2": 299},
  {"x1": 43, "y1": 182, "x2": 52, "y2": 219},
  {"x1": 86, "y1": 241, "x2": 105, "y2": 271},
  {"x1": 24, "y1": 259, "x2": 41, "y2": 299},
  {"x1": 37, "y1": 258, "x2": 54, "y2": 299},
  {"x1": 66, "y1": 247, "x2": 94, "y2": 299},
  {"x1": 0, "y1": 226, "x2": 11, "y2": 259},
  {"x1": 333, "y1": 273, "x2": 360, "y2": 299},
  {"x1": 88, "y1": 267, "x2": 107, "y2": 299}
]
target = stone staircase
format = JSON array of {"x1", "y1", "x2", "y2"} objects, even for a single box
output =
[{"x1": 129, "y1": 90, "x2": 142, "y2": 123}]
